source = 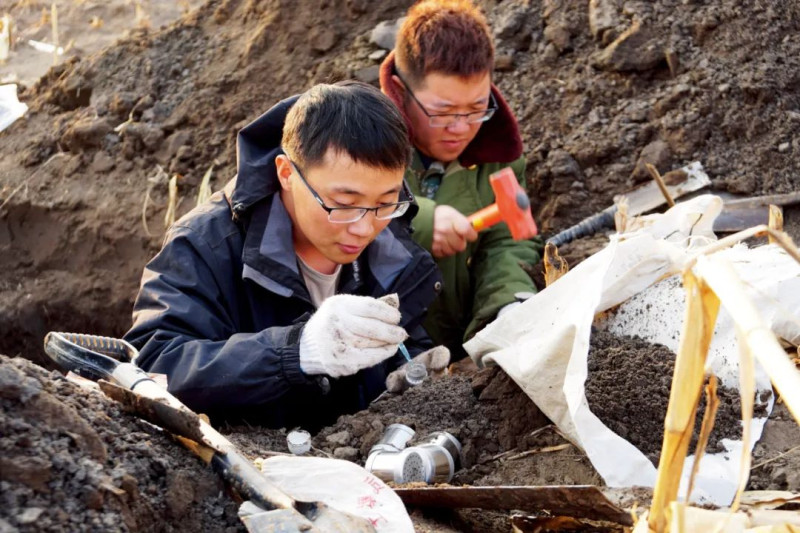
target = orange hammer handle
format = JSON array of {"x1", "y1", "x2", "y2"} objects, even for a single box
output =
[{"x1": 468, "y1": 205, "x2": 502, "y2": 232}]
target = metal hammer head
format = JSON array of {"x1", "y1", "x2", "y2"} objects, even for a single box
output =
[{"x1": 489, "y1": 168, "x2": 538, "y2": 240}]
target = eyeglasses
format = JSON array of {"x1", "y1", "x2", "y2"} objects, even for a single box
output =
[
  {"x1": 396, "y1": 72, "x2": 497, "y2": 128},
  {"x1": 289, "y1": 161, "x2": 414, "y2": 224}
]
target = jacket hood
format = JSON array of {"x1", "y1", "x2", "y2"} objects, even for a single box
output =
[
  {"x1": 230, "y1": 94, "x2": 301, "y2": 213},
  {"x1": 379, "y1": 51, "x2": 523, "y2": 167}
]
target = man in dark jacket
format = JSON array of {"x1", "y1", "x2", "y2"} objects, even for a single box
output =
[{"x1": 125, "y1": 82, "x2": 446, "y2": 431}]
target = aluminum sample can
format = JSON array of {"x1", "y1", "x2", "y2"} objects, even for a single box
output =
[
  {"x1": 396, "y1": 445, "x2": 454, "y2": 484},
  {"x1": 369, "y1": 423, "x2": 415, "y2": 455},
  {"x1": 365, "y1": 444, "x2": 455, "y2": 484},
  {"x1": 418, "y1": 431, "x2": 462, "y2": 468}
]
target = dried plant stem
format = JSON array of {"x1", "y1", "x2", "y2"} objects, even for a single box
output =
[
  {"x1": 648, "y1": 272, "x2": 719, "y2": 532},
  {"x1": 50, "y1": 3, "x2": 58, "y2": 65},
  {"x1": 685, "y1": 375, "x2": 719, "y2": 501},
  {"x1": 645, "y1": 163, "x2": 675, "y2": 208},
  {"x1": 750, "y1": 444, "x2": 800, "y2": 470}
]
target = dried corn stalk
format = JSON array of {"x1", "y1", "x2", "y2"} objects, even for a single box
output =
[
  {"x1": 544, "y1": 242, "x2": 569, "y2": 287},
  {"x1": 50, "y1": 3, "x2": 58, "y2": 65},
  {"x1": 164, "y1": 175, "x2": 179, "y2": 228},
  {"x1": 0, "y1": 15, "x2": 11, "y2": 62},
  {"x1": 641, "y1": 228, "x2": 800, "y2": 533},
  {"x1": 647, "y1": 270, "x2": 719, "y2": 532},
  {"x1": 685, "y1": 376, "x2": 719, "y2": 500},
  {"x1": 697, "y1": 255, "x2": 800, "y2": 427},
  {"x1": 196, "y1": 164, "x2": 214, "y2": 207}
]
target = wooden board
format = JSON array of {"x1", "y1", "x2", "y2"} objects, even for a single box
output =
[{"x1": 394, "y1": 485, "x2": 633, "y2": 526}]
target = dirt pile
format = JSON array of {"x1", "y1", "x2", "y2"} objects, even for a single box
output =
[
  {"x1": 229, "y1": 368, "x2": 552, "y2": 471},
  {"x1": 584, "y1": 329, "x2": 770, "y2": 465},
  {"x1": 226, "y1": 366, "x2": 599, "y2": 532},
  {"x1": 2, "y1": 344, "x2": 798, "y2": 532},
  {"x1": 0, "y1": 354, "x2": 241, "y2": 532},
  {"x1": 2, "y1": 0, "x2": 799, "y2": 364}
]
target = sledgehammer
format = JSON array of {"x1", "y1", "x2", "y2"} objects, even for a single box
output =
[{"x1": 467, "y1": 167, "x2": 538, "y2": 240}]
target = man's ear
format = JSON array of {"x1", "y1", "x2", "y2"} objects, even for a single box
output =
[
  {"x1": 274, "y1": 154, "x2": 293, "y2": 191},
  {"x1": 390, "y1": 74, "x2": 407, "y2": 99}
]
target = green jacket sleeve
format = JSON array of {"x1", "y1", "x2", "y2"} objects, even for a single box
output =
[
  {"x1": 466, "y1": 158, "x2": 543, "y2": 340},
  {"x1": 410, "y1": 196, "x2": 437, "y2": 252}
]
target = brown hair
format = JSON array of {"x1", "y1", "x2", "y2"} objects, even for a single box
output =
[{"x1": 395, "y1": 0, "x2": 494, "y2": 87}]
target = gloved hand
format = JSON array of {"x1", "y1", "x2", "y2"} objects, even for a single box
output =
[
  {"x1": 496, "y1": 291, "x2": 537, "y2": 318},
  {"x1": 385, "y1": 345, "x2": 450, "y2": 393},
  {"x1": 299, "y1": 293, "x2": 408, "y2": 378}
]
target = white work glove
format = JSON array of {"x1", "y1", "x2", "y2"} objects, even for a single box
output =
[
  {"x1": 299, "y1": 293, "x2": 408, "y2": 378},
  {"x1": 496, "y1": 291, "x2": 537, "y2": 318},
  {"x1": 385, "y1": 346, "x2": 450, "y2": 393}
]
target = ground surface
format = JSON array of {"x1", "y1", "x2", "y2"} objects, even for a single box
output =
[
  {"x1": 1, "y1": 0, "x2": 799, "y2": 531},
  {"x1": 0, "y1": 354, "x2": 243, "y2": 532},
  {"x1": 585, "y1": 329, "x2": 758, "y2": 465},
  {"x1": 1, "y1": 0, "x2": 204, "y2": 88}
]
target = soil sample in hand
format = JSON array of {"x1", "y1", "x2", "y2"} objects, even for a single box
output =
[{"x1": 584, "y1": 329, "x2": 768, "y2": 466}]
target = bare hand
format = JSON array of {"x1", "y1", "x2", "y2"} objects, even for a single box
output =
[{"x1": 431, "y1": 205, "x2": 479, "y2": 258}]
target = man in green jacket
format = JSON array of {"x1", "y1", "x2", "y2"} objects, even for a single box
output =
[{"x1": 380, "y1": 0, "x2": 542, "y2": 360}]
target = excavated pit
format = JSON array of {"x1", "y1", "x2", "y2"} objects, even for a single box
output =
[{"x1": 2, "y1": 0, "x2": 800, "y2": 530}]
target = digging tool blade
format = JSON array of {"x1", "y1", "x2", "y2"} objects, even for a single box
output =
[
  {"x1": 616, "y1": 161, "x2": 710, "y2": 217},
  {"x1": 713, "y1": 191, "x2": 800, "y2": 233},
  {"x1": 43, "y1": 332, "x2": 377, "y2": 533},
  {"x1": 547, "y1": 161, "x2": 711, "y2": 247},
  {"x1": 98, "y1": 380, "x2": 213, "y2": 447},
  {"x1": 394, "y1": 485, "x2": 633, "y2": 526}
]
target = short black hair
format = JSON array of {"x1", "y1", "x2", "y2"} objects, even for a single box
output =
[{"x1": 282, "y1": 81, "x2": 410, "y2": 171}]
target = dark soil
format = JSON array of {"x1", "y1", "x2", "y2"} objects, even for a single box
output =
[
  {"x1": 748, "y1": 401, "x2": 800, "y2": 492},
  {"x1": 229, "y1": 367, "x2": 551, "y2": 470},
  {"x1": 227, "y1": 366, "x2": 599, "y2": 533},
  {"x1": 0, "y1": 354, "x2": 242, "y2": 532},
  {"x1": 585, "y1": 329, "x2": 770, "y2": 466}
]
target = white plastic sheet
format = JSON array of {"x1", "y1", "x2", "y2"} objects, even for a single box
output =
[
  {"x1": 256, "y1": 455, "x2": 414, "y2": 533},
  {"x1": 0, "y1": 84, "x2": 28, "y2": 132},
  {"x1": 465, "y1": 195, "x2": 800, "y2": 505}
]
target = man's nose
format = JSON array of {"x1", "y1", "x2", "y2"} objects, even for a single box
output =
[
  {"x1": 446, "y1": 116, "x2": 471, "y2": 134},
  {"x1": 347, "y1": 212, "x2": 375, "y2": 237}
]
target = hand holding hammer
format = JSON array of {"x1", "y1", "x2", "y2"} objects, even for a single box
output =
[{"x1": 431, "y1": 167, "x2": 538, "y2": 258}]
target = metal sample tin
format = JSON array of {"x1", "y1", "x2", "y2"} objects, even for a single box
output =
[
  {"x1": 365, "y1": 445, "x2": 455, "y2": 484},
  {"x1": 397, "y1": 445, "x2": 454, "y2": 484},
  {"x1": 418, "y1": 431, "x2": 462, "y2": 467},
  {"x1": 369, "y1": 423, "x2": 415, "y2": 455}
]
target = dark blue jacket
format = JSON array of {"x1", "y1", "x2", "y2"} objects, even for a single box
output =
[{"x1": 124, "y1": 96, "x2": 442, "y2": 431}]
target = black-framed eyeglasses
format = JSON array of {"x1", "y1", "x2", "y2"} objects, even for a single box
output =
[
  {"x1": 396, "y1": 71, "x2": 497, "y2": 128},
  {"x1": 289, "y1": 161, "x2": 414, "y2": 224}
]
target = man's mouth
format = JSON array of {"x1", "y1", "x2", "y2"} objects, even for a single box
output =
[
  {"x1": 337, "y1": 243, "x2": 364, "y2": 255},
  {"x1": 441, "y1": 139, "x2": 467, "y2": 148}
]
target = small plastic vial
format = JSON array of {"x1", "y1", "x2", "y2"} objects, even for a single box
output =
[
  {"x1": 286, "y1": 429, "x2": 311, "y2": 455},
  {"x1": 405, "y1": 361, "x2": 428, "y2": 386}
]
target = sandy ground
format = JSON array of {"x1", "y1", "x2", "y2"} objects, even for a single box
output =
[{"x1": 1, "y1": 0, "x2": 203, "y2": 87}]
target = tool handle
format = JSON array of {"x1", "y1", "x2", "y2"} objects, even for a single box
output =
[
  {"x1": 43, "y1": 331, "x2": 297, "y2": 513},
  {"x1": 44, "y1": 332, "x2": 129, "y2": 381},
  {"x1": 211, "y1": 452, "x2": 296, "y2": 512},
  {"x1": 48, "y1": 331, "x2": 136, "y2": 361},
  {"x1": 468, "y1": 204, "x2": 502, "y2": 232},
  {"x1": 546, "y1": 206, "x2": 617, "y2": 247}
]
